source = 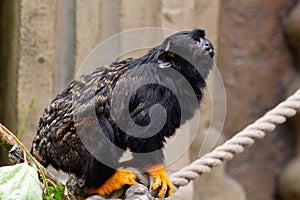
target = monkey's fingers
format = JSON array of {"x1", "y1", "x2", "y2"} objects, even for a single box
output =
[{"x1": 145, "y1": 163, "x2": 174, "y2": 198}]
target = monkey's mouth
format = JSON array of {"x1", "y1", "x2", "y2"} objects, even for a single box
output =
[{"x1": 207, "y1": 49, "x2": 215, "y2": 58}]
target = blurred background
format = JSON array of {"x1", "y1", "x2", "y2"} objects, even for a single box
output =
[{"x1": 0, "y1": 0, "x2": 300, "y2": 199}]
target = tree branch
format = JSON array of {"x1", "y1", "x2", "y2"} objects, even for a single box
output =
[
  {"x1": 0, "y1": 123, "x2": 17, "y2": 150},
  {"x1": 0, "y1": 123, "x2": 76, "y2": 200}
]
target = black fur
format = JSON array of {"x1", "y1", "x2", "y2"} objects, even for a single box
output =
[{"x1": 31, "y1": 28, "x2": 214, "y2": 189}]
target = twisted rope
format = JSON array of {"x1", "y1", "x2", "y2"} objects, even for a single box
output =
[{"x1": 170, "y1": 88, "x2": 300, "y2": 190}]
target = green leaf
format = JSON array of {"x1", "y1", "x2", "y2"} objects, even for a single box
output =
[
  {"x1": 44, "y1": 183, "x2": 64, "y2": 200},
  {"x1": 0, "y1": 163, "x2": 42, "y2": 200}
]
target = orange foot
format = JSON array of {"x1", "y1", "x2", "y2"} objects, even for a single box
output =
[
  {"x1": 88, "y1": 168, "x2": 137, "y2": 196},
  {"x1": 145, "y1": 163, "x2": 174, "y2": 198}
]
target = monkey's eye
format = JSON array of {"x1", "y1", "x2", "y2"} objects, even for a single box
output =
[
  {"x1": 196, "y1": 38, "x2": 214, "y2": 57},
  {"x1": 194, "y1": 38, "x2": 201, "y2": 44},
  {"x1": 197, "y1": 38, "x2": 209, "y2": 49},
  {"x1": 192, "y1": 38, "x2": 201, "y2": 45}
]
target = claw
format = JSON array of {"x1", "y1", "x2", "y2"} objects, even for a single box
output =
[
  {"x1": 145, "y1": 164, "x2": 174, "y2": 198},
  {"x1": 88, "y1": 168, "x2": 138, "y2": 196}
]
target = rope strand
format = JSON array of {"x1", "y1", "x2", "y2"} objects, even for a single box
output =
[{"x1": 170, "y1": 89, "x2": 300, "y2": 190}]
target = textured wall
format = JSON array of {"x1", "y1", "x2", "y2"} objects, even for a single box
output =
[
  {"x1": 218, "y1": 0, "x2": 299, "y2": 199},
  {"x1": 0, "y1": 0, "x2": 19, "y2": 165},
  {"x1": 18, "y1": 0, "x2": 58, "y2": 148},
  {"x1": 279, "y1": 3, "x2": 300, "y2": 199}
]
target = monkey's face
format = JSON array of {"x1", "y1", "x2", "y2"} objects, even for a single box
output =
[
  {"x1": 190, "y1": 29, "x2": 215, "y2": 58},
  {"x1": 157, "y1": 28, "x2": 214, "y2": 79}
]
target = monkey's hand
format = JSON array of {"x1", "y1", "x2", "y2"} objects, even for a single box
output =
[{"x1": 145, "y1": 164, "x2": 174, "y2": 198}]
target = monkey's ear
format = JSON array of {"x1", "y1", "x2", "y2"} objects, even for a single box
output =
[
  {"x1": 158, "y1": 52, "x2": 172, "y2": 68},
  {"x1": 191, "y1": 28, "x2": 206, "y2": 41},
  {"x1": 157, "y1": 40, "x2": 173, "y2": 68}
]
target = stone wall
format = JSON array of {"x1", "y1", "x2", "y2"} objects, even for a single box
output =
[
  {"x1": 0, "y1": 0, "x2": 19, "y2": 165},
  {"x1": 279, "y1": 3, "x2": 300, "y2": 200},
  {"x1": 0, "y1": 0, "x2": 300, "y2": 199},
  {"x1": 218, "y1": 0, "x2": 299, "y2": 200}
]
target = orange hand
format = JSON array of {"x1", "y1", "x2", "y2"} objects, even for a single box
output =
[
  {"x1": 88, "y1": 168, "x2": 137, "y2": 196},
  {"x1": 145, "y1": 163, "x2": 174, "y2": 198}
]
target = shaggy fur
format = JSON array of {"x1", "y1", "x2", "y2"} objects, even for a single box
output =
[{"x1": 31, "y1": 28, "x2": 214, "y2": 194}]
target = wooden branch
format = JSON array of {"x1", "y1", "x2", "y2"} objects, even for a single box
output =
[
  {"x1": 85, "y1": 184, "x2": 152, "y2": 200},
  {"x1": 68, "y1": 168, "x2": 153, "y2": 200},
  {"x1": 0, "y1": 123, "x2": 17, "y2": 150},
  {"x1": 0, "y1": 123, "x2": 76, "y2": 199}
]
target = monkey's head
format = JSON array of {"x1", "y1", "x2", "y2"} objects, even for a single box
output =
[{"x1": 156, "y1": 28, "x2": 215, "y2": 80}]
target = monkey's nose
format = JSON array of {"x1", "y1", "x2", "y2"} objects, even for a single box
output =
[{"x1": 207, "y1": 48, "x2": 215, "y2": 58}]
